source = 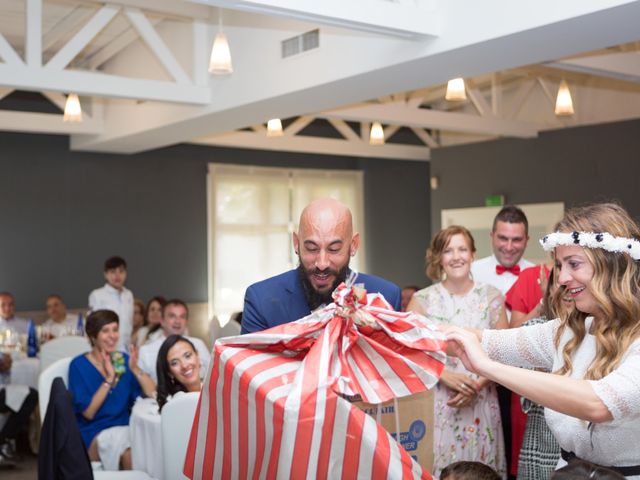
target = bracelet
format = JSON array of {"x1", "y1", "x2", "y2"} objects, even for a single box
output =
[{"x1": 103, "y1": 381, "x2": 112, "y2": 389}]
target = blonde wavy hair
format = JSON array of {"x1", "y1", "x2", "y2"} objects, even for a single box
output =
[
  {"x1": 426, "y1": 225, "x2": 476, "y2": 281},
  {"x1": 552, "y1": 203, "x2": 640, "y2": 380}
]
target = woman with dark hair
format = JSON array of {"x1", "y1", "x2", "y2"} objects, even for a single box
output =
[
  {"x1": 156, "y1": 335, "x2": 202, "y2": 412},
  {"x1": 130, "y1": 299, "x2": 146, "y2": 347},
  {"x1": 68, "y1": 309, "x2": 155, "y2": 470},
  {"x1": 140, "y1": 296, "x2": 166, "y2": 345}
]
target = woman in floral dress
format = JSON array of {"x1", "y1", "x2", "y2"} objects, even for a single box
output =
[{"x1": 408, "y1": 225, "x2": 507, "y2": 478}]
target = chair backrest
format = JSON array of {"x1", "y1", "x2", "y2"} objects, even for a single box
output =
[
  {"x1": 39, "y1": 336, "x2": 90, "y2": 374},
  {"x1": 161, "y1": 392, "x2": 200, "y2": 480},
  {"x1": 38, "y1": 357, "x2": 73, "y2": 424}
]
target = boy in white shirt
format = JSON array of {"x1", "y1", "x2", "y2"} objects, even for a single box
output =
[{"x1": 88, "y1": 256, "x2": 134, "y2": 351}]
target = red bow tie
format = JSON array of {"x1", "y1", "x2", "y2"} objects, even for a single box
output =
[{"x1": 496, "y1": 264, "x2": 521, "y2": 276}]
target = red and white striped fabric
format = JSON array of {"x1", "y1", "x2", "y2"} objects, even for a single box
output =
[{"x1": 184, "y1": 283, "x2": 447, "y2": 480}]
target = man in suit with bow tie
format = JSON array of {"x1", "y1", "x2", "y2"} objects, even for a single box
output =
[
  {"x1": 470, "y1": 204, "x2": 532, "y2": 479},
  {"x1": 241, "y1": 198, "x2": 401, "y2": 334},
  {"x1": 471, "y1": 205, "x2": 533, "y2": 297}
]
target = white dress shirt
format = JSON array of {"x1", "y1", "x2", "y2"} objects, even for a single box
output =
[
  {"x1": 42, "y1": 313, "x2": 79, "y2": 338},
  {"x1": 0, "y1": 316, "x2": 29, "y2": 335},
  {"x1": 88, "y1": 283, "x2": 134, "y2": 351},
  {"x1": 138, "y1": 334, "x2": 211, "y2": 383},
  {"x1": 471, "y1": 255, "x2": 534, "y2": 296}
]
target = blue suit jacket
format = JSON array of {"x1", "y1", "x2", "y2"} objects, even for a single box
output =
[{"x1": 241, "y1": 269, "x2": 401, "y2": 334}]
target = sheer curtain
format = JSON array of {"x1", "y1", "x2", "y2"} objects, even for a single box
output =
[{"x1": 207, "y1": 164, "x2": 364, "y2": 328}]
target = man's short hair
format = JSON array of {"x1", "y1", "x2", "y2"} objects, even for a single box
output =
[
  {"x1": 0, "y1": 292, "x2": 14, "y2": 299},
  {"x1": 440, "y1": 461, "x2": 500, "y2": 480},
  {"x1": 162, "y1": 299, "x2": 189, "y2": 317},
  {"x1": 46, "y1": 294, "x2": 63, "y2": 302},
  {"x1": 104, "y1": 256, "x2": 127, "y2": 272},
  {"x1": 492, "y1": 205, "x2": 528, "y2": 235}
]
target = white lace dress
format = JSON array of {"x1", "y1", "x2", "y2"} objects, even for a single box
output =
[{"x1": 483, "y1": 317, "x2": 640, "y2": 478}]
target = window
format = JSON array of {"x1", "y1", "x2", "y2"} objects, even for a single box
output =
[{"x1": 207, "y1": 164, "x2": 364, "y2": 324}]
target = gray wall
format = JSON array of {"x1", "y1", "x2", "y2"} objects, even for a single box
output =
[
  {"x1": 430, "y1": 119, "x2": 640, "y2": 234},
  {"x1": 0, "y1": 132, "x2": 430, "y2": 310}
]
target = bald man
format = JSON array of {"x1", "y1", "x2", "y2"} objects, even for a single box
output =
[{"x1": 241, "y1": 198, "x2": 401, "y2": 334}]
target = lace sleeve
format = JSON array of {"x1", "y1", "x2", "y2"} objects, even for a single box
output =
[
  {"x1": 481, "y1": 319, "x2": 558, "y2": 369},
  {"x1": 589, "y1": 341, "x2": 640, "y2": 421}
]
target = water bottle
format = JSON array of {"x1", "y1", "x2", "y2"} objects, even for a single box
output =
[
  {"x1": 76, "y1": 312, "x2": 84, "y2": 336},
  {"x1": 27, "y1": 319, "x2": 38, "y2": 357}
]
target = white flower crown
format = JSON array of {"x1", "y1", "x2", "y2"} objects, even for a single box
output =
[{"x1": 539, "y1": 231, "x2": 640, "y2": 261}]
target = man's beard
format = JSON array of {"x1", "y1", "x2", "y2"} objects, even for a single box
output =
[{"x1": 297, "y1": 262, "x2": 350, "y2": 311}]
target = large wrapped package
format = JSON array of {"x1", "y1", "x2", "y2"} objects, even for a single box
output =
[{"x1": 184, "y1": 283, "x2": 447, "y2": 479}]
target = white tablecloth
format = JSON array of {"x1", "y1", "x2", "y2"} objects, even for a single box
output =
[
  {"x1": 130, "y1": 397, "x2": 163, "y2": 480},
  {"x1": 11, "y1": 357, "x2": 39, "y2": 389}
]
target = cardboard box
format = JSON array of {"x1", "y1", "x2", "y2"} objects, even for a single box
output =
[{"x1": 351, "y1": 390, "x2": 434, "y2": 473}]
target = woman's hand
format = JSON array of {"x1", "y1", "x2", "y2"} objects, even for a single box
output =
[
  {"x1": 100, "y1": 348, "x2": 116, "y2": 383},
  {"x1": 445, "y1": 326, "x2": 494, "y2": 377},
  {"x1": 129, "y1": 344, "x2": 140, "y2": 372},
  {"x1": 440, "y1": 370, "x2": 479, "y2": 408}
]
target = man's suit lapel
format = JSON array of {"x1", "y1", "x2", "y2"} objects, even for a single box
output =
[{"x1": 283, "y1": 269, "x2": 311, "y2": 321}]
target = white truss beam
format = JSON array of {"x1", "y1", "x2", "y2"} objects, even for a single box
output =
[
  {"x1": 190, "y1": 0, "x2": 440, "y2": 38},
  {"x1": 84, "y1": 17, "x2": 163, "y2": 70},
  {"x1": 466, "y1": 80, "x2": 492, "y2": 117},
  {"x1": 0, "y1": 111, "x2": 102, "y2": 135},
  {"x1": 506, "y1": 79, "x2": 536, "y2": 120},
  {"x1": 26, "y1": 0, "x2": 42, "y2": 67},
  {"x1": 284, "y1": 116, "x2": 313, "y2": 136},
  {"x1": 327, "y1": 119, "x2": 360, "y2": 142},
  {"x1": 411, "y1": 128, "x2": 439, "y2": 148},
  {"x1": 321, "y1": 103, "x2": 539, "y2": 138},
  {"x1": 125, "y1": 8, "x2": 191, "y2": 84},
  {"x1": 46, "y1": 5, "x2": 120, "y2": 70},
  {"x1": 43, "y1": 6, "x2": 96, "y2": 53},
  {"x1": 0, "y1": 34, "x2": 23, "y2": 66},
  {"x1": 0, "y1": 63, "x2": 210, "y2": 104},
  {"x1": 83, "y1": 0, "x2": 212, "y2": 20},
  {"x1": 192, "y1": 130, "x2": 430, "y2": 161}
]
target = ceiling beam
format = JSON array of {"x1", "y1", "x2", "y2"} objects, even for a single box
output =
[
  {"x1": 192, "y1": 130, "x2": 430, "y2": 161},
  {"x1": 77, "y1": 0, "x2": 212, "y2": 20},
  {"x1": 0, "y1": 110, "x2": 102, "y2": 135},
  {"x1": 321, "y1": 103, "x2": 540, "y2": 138},
  {"x1": 0, "y1": 33, "x2": 23, "y2": 66},
  {"x1": 189, "y1": 0, "x2": 440, "y2": 38},
  {"x1": 0, "y1": 64, "x2": 210, "y2": 104},
  {"x1": 26, "y1": 0, "x2": 42, "y2": 67}
]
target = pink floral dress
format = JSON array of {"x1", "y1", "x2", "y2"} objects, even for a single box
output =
[{"x1": 412, "y1": 282, "x2": 507, "y2": 478}]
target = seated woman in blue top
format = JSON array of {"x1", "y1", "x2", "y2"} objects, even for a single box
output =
[{"x1": 68, "y1": 309, "x2": 155, "y2": 470}]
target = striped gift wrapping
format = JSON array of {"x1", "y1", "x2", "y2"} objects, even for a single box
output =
[{"x1": 184, "y1": 284, "x2": 447, "y2": 480}]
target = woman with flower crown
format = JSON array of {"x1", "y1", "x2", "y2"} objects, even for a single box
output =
[
  {"x1": 68, "y1": 309, "x2": 155, "y2": 470},
  {"x1": 446, "y1": 203, "x2": 640, "y2": 478}
]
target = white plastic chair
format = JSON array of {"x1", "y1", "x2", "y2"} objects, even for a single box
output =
[
  {"x1": 39, "y1": 336, "x2": 90, "y2": 374},
  {"x1": 38, "y1": 357, "x2": 73, "y2": 424},
  {"x1": 161, "y1": 392, "x2": 200, "y2": 480}
]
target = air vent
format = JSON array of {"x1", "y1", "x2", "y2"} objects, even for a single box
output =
[{"x1": 281, "y1": 29, "x2": 319, "y2": 58}]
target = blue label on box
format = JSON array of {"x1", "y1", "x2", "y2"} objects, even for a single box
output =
[{"x1": 389, "y1": 420, "x2": 427, "y2": 452}]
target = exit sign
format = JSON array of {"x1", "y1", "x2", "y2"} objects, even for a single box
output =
[{"x1": 485, "y1": 195, "x2": 505, "y2": 207}]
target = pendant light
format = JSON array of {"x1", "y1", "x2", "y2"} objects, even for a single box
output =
[
  {"x1": 209, "y1": 10, "x2": 233, "y2": 75},
  {"x1": 267, "y1": 118, "x2": 283, "y2": 137},
  {"x1": 445, "y1": 78, "x2": 467, "y2": 101},
  {"x1": 369, "y1": 122, "x2": 385, "y2": 145},
  {"x1": 63, "y1": 93, "x2": 82, "y2": 122},
  {"x1": 555, "y1": 80, "x2": 574, "y2": 116}
]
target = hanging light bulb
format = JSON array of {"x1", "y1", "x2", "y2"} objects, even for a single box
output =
[
  {"x1": 63, "y1": 93, "x2": 82, "y2": 122},
  {"x1": 555, "y1": 79, "x2": 574, "y2": 116},
  {"x1": 209, "y1": 11, "x2": 233, "y2": 75},
  {"x1": 267, "y1": 118, "x2": 283, "y2": 137},
  {"x1": 445, "y1": 78, "x2": 467, "y2": 101},
  {"x1": 369, "y1": 122, "x2": 385, "y2": 145}
]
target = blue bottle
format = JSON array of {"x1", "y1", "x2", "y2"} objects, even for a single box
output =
[
  {"x1": 76, "y1": 312, "x2": 84, "y2": 336},
  {"x1": 27, "y1": 319, "x2": 38, "y2": 357}
]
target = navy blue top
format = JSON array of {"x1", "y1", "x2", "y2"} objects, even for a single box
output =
[
  {"x1": 68, "y1": 352, "x2": 141, "y2": 447},
  {"x1": 242, "y1": 269, "x2": 401, "y2": 334}
]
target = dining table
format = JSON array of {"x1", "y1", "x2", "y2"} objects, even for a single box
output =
[{"x1": 130, "y1": 396, "x2": 163, "y2": 480}]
